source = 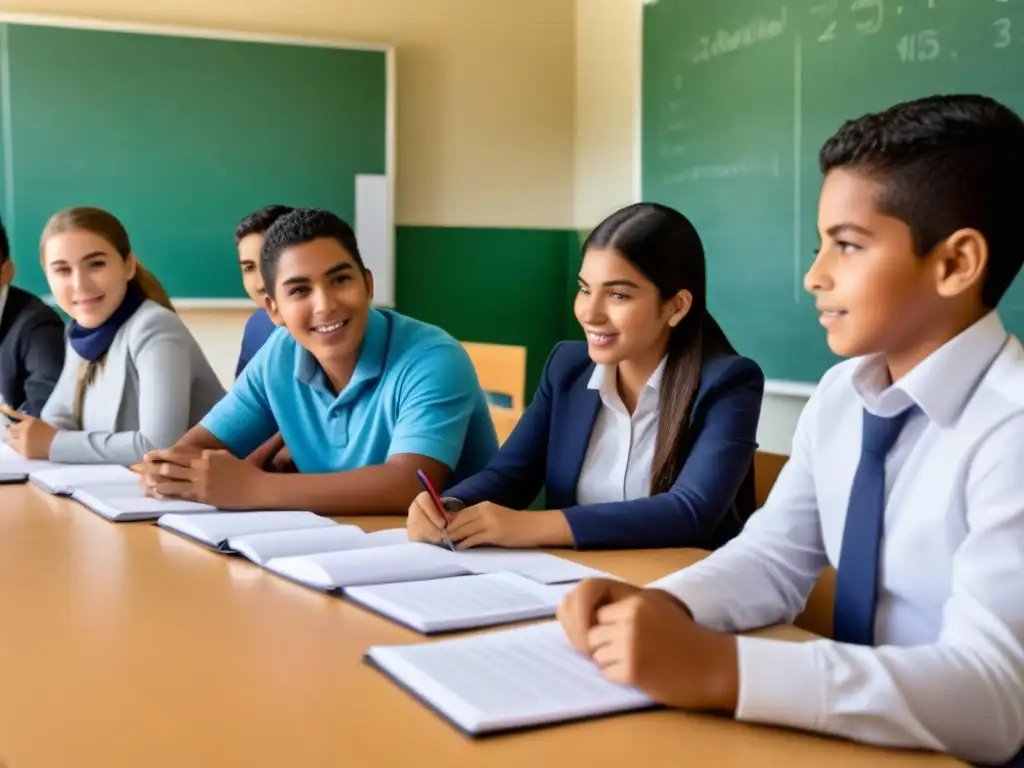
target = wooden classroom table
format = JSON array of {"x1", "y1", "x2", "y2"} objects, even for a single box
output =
[{"x1": 0, "y1": 486, "x2": 963, "y2": 767}]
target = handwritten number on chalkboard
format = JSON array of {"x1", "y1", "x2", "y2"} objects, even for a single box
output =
[
  {"x1": 993, "y1": 18, "x2": 1012, "y2": 48},
  {"x1": 851, "y1": 0, "x2": 885, "y2": 34},
  {"x1": 818, "y1": 21, "x2": 838, "y2": 41}
]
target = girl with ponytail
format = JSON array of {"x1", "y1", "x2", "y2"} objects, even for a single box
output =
[
  {"x1": 2, "y1": 207, "x2": 224, "y2": 465},
  {"x1": 407, "y1": 202, "x2": 765, "y2": 550}
]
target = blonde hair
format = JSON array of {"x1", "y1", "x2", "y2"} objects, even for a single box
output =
[{"x1": 40, "y1": 206, "x2": 176, "y2": 423}]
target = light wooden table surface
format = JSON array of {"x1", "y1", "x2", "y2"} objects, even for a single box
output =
[{"x1": 0, "y1": 486, "x2": 962, "y2": 767}]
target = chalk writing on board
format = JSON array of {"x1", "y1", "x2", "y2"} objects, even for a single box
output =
[
  {"x1": 666, "y1": 155, "x2": 781, "y2": 185},
  {"x1": 691, "y1": 7, "x2": 788, "y2": 64},
  {"x1": 993, "y1": 18, "x2": 1012, "y2": 48},
  {"x1": 813, "y1": 0, "x2": 885, "y2": 43},
  {"x1": 897, "y1": 29, "x2": 941, "y2": 62}
]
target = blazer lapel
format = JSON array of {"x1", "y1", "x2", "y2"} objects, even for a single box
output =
[{"x1": 562, "y1": 369, "x2": 601, "y2": 496}]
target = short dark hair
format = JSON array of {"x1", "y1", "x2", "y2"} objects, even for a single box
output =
[
  {"x1": 260, "y1": 208, "x2": 365, "y2": 297},
  {"x1": 234, "y1": 204, "x2": 295, "y2": 244},
  {"x1": 819, "y1": 93, "x2": 1024, "y2": 308},
  {"x1": 0, "y1": 216, "x2": 9, "y2": 262}
]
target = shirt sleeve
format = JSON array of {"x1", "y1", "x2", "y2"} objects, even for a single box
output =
[
  {"x1": 18, "y1": 315, "x2": 66, "y2": 417},
  {"x1": 727, "y1": 412, "x2": 1024, "y2": 765},
  {"x1": 648, "y1": 378, "x2": 828, "y2": 630},
  {"x1": 387, "y1": 341, "x2": 480, "y2": 470},
  {"x1": 200, "y1": 338, "x2": 277, "y2": 458}
]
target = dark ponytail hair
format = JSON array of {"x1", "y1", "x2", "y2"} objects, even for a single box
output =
[{"x1": 583, "y1": 203, "x2": 737, "y2": 495}]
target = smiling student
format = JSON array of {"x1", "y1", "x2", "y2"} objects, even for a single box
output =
[
  {"x1": 136, "y1": 207, "x2": 498, "y2": 513},
  {"x1": 0, "y1": 216, "x2": 65, "y2": 417},
  {"x1": 234, "y1": 204, "x2": 293, "y2": 377},
  {"x1": 407, "y1": 203, "x2": 765, "y2": 551},
  {"x1": 2, "y1": 207, "x2": 224, "y2": 465},
  {"x1": 557, "y1": 94, "x2": 1024, "y2": 766}
]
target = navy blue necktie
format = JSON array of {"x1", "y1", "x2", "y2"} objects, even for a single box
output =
[{"x1": 833, "y1": 407, "x2": 914, "y2": 646}]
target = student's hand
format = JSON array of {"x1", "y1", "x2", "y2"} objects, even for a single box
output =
[
  {"x1": 144, "y1": 449, "x2": 270, "y2": 509},
  {"x1": 2, "y1": 413, "x2": 56, "y2": 459},
  {"x1": 445, "y1": 503, "x2": 573, "y2": 549},
  {"x1": 270, "y1": 446, "x2": 297, "y2": 473},
  {"x1": 138, "y1": 446, "x2": 208, "y2": 498},
  {"x1": 583, "y1": 587, "x2": 739, "y2": 713},
  {"x1": 406, "y1": 491, "x2": 449, "y2": 544},
  {"x1": 557, "y1": 578, "x2": 644, "y2": 654}
]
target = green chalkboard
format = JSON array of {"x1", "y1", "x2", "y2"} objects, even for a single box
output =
[
  {"x1": 643, "y1": 0, "x2": 1024, "y2": 383},
  {"x1": 0, "y1": 21, "x2": 388, "y2": 299}
]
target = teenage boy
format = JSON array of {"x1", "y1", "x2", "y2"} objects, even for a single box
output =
[
  {"x1": 0, "y1": 217, "x2": 65, "y2": 416},
  {"x1": 558, "y1": 94, "x2": 1024, "y2": 766},
  {"x1": 138, "y1": 208, "x2": 498, "y2": 514},
  {"x1": 233, "y1": 204, "x2": 293, "y2": 377}
]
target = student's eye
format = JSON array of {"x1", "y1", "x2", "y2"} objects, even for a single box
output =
[
  {"x1": 836, "y1": 240, "x2": 861, "y2": 254},
  {"x1": 242, "y1": 264, "x2": 255, "y2": 273},
  {"x1": 288, "y1": 286, "x2": 310, "y2": 297},
  {"x1": 332, "y1": 274, "x2": 351, "y2": 285},
  {"x1": 88, "y1": 259, "x2": 106, "y2": 269},
  {"x1": 576, "y1": 284, "x2": 590, "y2": 295},
  {"x1": 610, "y1": 292, "x2": 630, "y2": 301}
]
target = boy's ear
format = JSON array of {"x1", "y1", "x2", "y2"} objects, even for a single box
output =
[
  {"x1": 0, "y1": 259, "x2": 14, "y2": 286},
  {"x1": 363, "y1": 269, "x2": 374, "y2": 303},
  {"x1": 933, "y1": 228, "x2": 988, "y2": 301},
  {"x1": 263, "y1": 293, "x2": 283, "y2": 326}
]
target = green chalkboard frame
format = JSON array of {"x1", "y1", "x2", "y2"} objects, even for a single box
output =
[{"x1": 0, "y1": 12, "x2": 395, "y2": 310}]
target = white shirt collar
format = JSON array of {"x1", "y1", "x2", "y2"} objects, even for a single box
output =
[
  {"x1": 851, "y1": 310, "x2": 1009, "y2": 426},
  {"x1": 0, "y1": 285, "x2": 9, "y2": 326},
  {"x1": 587, "y1": 356, "x2": 668, "y2": 396}
]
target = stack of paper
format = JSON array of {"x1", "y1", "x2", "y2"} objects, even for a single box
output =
[{"x1": 365, "y1": 621, "x2": 655, "y2": 735}]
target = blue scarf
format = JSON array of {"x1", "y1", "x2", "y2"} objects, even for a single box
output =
[{"x1": 67, "y1": 283, "x2": 146, "y2": 362}]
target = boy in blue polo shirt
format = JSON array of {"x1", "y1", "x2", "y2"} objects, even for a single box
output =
[{"x1": 138, "y1": 208, "x2": 498, "y2": 514}]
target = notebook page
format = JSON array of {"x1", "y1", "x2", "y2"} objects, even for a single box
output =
[
  {"x1": 366, "y1": 621, "x2": 653, "y2": 734},
  {"x1": 265, "y1": 543, "x2": 464, "y2": 591},
  {"x1": 0, "y1": 443, "x2": 56, "y2": 474},
  {"x1": 345, "y1": 572, "x2": 576, "y2": 633},
  {"x1": 449, "y1": 549, "x2": 614, "y2": 584},
  {"x1": 157, "y1": 511, "x2": 333, "y2": 547},
  {"x1": 72, "y1": 488, "x2": 215, "y2": 521},
  {"x1": 226, "y1": 524, "x2": 368, "y2": 565},
  {"x1": 30, "y1": 464, "x2": 136, "y2": 494}
]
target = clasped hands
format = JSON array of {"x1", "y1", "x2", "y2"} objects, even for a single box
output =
[
  {"x1": 555, "y1": 578, "x2": 740, "y2": 713},
  {"x1": 136, "y1": 446, "x2": 269, "y2": 509}
]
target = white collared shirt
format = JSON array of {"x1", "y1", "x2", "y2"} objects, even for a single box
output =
[
  {"x1": 0, "y1": 285, "x2": 8, "y2": 328},
  {"x1": 575, "y1": 358, "x2": 665, "y2": 506},
  {"x1": 651, "y1": 311, "x2": 1024, "y2": 765}
]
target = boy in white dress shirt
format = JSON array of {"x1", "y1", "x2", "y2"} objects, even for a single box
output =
[{"x1": 557, "y1": 93, "x2": 1024, "y2": 766}]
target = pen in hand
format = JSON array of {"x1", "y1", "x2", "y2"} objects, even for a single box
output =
[{"x1": 415, "y1": 469, "x2": 455, "y2": 552}]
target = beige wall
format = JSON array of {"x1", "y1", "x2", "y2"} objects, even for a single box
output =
[
  {"x1": 10, "y1": 0, "x2": 577, "y2": 229},
  {"x1": 573, "y1": 0, "x2": 640, "y2": 229}
]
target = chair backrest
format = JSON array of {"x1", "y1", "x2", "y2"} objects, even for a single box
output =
[
  {"x1": 460, "y1": 342, "x2": 527, "y2": 445},
  {"x1": 754, "y1": 450, "x2": 789, "y2": 509}
]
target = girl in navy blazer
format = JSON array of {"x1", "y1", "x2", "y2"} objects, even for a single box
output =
[{"x1": 407, "y1": 202, "x2": 766, "y2": 550}]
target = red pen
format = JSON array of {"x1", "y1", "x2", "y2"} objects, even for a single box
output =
[{"x1": 416, "y1": 469, "x2": 455, "y2": 551}]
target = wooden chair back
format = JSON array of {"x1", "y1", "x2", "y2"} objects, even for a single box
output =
[{"x1": 461, "y1": 342, "x2": 527, "y2": 445}]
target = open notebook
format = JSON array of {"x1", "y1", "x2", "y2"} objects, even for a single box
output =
[
  {"x1": 227, "y1": 526, "x2": 409, "y2": 566},
  {"x1": 345, "y1": 572, "x2": 576, "y2": 634},
  {"x1": 365, "y1": 621, "x2": 656, "y2": 735},
  {"x1": 157, "y1": 511, "x2": 340, "y2": 552},
  {"x1": 71, "y1": 482, "x2": 216, "y2": 522},
  {"x1": 265, "y1": 543, "x2": 612, "y2": 591},
  {"x1": 29, "y1": 464, "x2": 136, "y2": 495}
]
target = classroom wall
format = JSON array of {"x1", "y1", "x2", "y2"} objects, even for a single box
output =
[{"x1": 12, "y1": 0, "x2": 580, "y2": 394}]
